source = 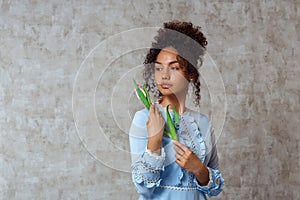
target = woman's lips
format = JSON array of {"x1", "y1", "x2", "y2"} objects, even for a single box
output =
[{"x1": 160, "y1": 84, "x2": 172, "y2": 89}]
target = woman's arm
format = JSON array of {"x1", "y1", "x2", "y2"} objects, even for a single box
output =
[
  {"x1": 173, "y1": 120, "x2": 224, "y2": 197},
  {"x1": 173, "y1": 140, "x2": 209, "y2": 185},
  {"x1": 193, "y1": 125, "x2": 224, "y2": 197},
  {"x1": 129, "y1": 105, "x2": 165, "y2": 198},
  {"x1": 146, "y1": 104, "x2": 165, "y2": 154}
]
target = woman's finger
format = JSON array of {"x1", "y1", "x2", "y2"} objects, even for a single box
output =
[
  {"x1": 173, "y1": 140, "x2": 189, "y2": 152},
  {"x1": 149, "y1": 103, "x2": 155, "y2": 115},
  {"x1": 154, "y1": 103, "x2": 160, "y2": 115},
  {"x1": 174, "y1": 144, "x2": 185, "y2": 156},
  {"x1": 175, "y1": 153, "x2": 183, "y2": 161}
]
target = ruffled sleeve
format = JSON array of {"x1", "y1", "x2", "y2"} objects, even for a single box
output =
[
  {"x1": 132, "y1": 147, "x2": 165, "y2": 188},
  {"x1": 129, "y1": 109, "x2": 165, "y2": 198},
  {"x1": 194, "y1": 167, "x2": 224, "y2": 197},
  {"x1": 193, "y1": 122, "x2": 225, "y2": 196}
]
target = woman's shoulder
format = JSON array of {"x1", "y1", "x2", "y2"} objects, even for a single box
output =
[
  {"x1": 184, "y1": 108, "x2": 212, "y2": 135},
  {"x1": 185, "y1": 108, "x2": 210, "y2": 125},
  {"x1": 131, "y1": 108, "x2": 149, "y2": 127}
]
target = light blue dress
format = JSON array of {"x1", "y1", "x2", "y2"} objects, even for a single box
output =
[{"x1": 129, "y1": 105, "x2": 224, "y2": 200}]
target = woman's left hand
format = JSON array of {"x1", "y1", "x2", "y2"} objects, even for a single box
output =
[
  {"x1": 173, "y1": 140, "x2": 202, "y2": 174},
  {"x1": 173, "y1": 140, "x2": 209, "y2": 185}
]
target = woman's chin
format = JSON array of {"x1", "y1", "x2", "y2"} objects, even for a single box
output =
[{"x1": 159, "y1": 90, "x2": 174, "y2": 96}]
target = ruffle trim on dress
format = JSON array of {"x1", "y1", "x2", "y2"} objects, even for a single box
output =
[
  {"x1": 175, "y1": 167, "x2": 184, "y2": 186},
  {"x1": 142, "y1": 147, "x2": 166, "y2": 170},
  {"x1": 134, "y1": 167, "x2": 163, "y2": 188},
  {"x1": 132, "y1": 147, "x2": 166, "y2": 188},
  {"x1": 178, "y1": 114, "x2": 206, "y2": 163},
  {"x1": 193, "y1": 167, "x2": 225, "y2": 197}
]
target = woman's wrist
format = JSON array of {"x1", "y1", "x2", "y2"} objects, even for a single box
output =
[
  {"x1": 194, "y1": 164, "x2": 209, "y2": 186},
  {"x1": 146, "y1": 147, "x2": 161, "y2": 156},
  {"x1": 147, "y1": 137, "x2": 162, "y2": 154}
]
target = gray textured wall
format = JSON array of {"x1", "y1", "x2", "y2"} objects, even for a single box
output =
[{"x1": 1, "y1": 0, "x2": 299, "y2": 199}]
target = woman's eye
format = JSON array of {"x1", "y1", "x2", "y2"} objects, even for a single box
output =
[
  {"x1": 155, "y1": 67, "x2": 163, "y2": 71},
  {"x1": 170, "y1": 66, "x2": 179, "y2": 71}
]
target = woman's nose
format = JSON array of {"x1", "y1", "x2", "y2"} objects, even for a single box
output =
[{"x1": 162, "y1": 68, "x2": 170, "y2": 80}]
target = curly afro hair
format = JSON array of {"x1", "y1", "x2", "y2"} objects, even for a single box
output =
[{"x1": 143, "y1": 21, "x2": 207, "y2": 106}]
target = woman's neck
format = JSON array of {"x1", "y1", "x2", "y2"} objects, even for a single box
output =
[{"x1": 159, "y1": 94, "x2": 186, "y2": 114}]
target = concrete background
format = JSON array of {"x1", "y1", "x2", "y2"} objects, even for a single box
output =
[{"x1": 1, "y1": 0, "x2": 299, "y2": 199}]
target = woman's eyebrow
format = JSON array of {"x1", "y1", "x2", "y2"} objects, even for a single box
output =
[
  {"x1": 169, "y1": 61, "x2": 179, "y2": 65},
  {"x1": 154, "y1": 61, "x2": 179, "y2": 65}
]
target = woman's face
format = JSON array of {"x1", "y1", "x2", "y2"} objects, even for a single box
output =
[{"x1": 154, "y1": 47, "x2": 189, "y2": 98}]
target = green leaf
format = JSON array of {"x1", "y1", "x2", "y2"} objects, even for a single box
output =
[
  {"x1": 166, "y1": 104, "x2": 177, "y2": 140},
  {"x1": 170, "y1": 105, "x2": 179, "y2": 125},
  {"x1": 164, "y1": 130, "x2": 172, "y2": 139},
  {"x1": 143, "y1": 84, "x2": 151, "y2": 104},
  {"x1": 140, "y1": 94, "x2": 150, "y2": 109},
  {"x1": 133, "y1": 79, "x2": 150, "y2": 109}
]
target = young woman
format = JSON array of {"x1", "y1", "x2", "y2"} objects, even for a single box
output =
[{"x1": 129, "y1": 21, "x2": 224, "y2": 200}]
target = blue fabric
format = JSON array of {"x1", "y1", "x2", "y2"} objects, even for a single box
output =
[{"x1": 129, "y1": 106, "x2": 224, "y2": 200}]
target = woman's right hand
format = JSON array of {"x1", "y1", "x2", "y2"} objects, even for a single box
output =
[{"x1": 146, "y1": 103, "x2": 165, "y2": 153}]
